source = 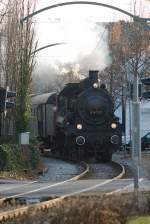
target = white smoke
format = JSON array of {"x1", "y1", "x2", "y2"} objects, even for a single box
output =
[
  {"x1": 56, "y1": 18, "x2": 111, "y2": 71},
  {"x1": 32, "y1": 0, "x2": 150, "y2": 93},
  {"x1": 33, "y1": 17, "x2": 111, "y2": 93}
]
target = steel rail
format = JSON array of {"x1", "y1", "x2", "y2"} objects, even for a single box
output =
[
  {"x1": 0, "y1": 159, "x2": 89, "y2": 203},
  {"x1": 0, "y1": 161, "x2": 124, "y2": 222},
  {"x1": 111, "y1": 161, "x2": 125, "y2": 179}
]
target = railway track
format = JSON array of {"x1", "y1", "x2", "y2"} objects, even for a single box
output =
[
  {"x1": 86, "y1": 160, "x2": 124, "y2": 179},
  {"x1": 0, "y1": 159, "x2": 125, "y2": 222},
  {"x1": 0, "y1": 158, "x2": 89, "y2": 201}
]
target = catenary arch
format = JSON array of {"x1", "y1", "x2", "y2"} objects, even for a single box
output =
[
  {"x1": 21, "y1": 1, "x2": 146, "y2": 23},
  {"x1": 31, "y1": 43, "x2": 66, "y2": 55}
]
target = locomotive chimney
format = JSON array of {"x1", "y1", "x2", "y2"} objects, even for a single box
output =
[{"x1": 89, "y1": 70, "x2": 99, "y2": 84}]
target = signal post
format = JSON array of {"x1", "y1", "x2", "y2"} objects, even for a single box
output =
[
  {"x1": 0, "y1": 87, "x2": 16, "y2": 136},
  {"x1": 0, "y1": 87, "x2": 16, "y2": 114}
]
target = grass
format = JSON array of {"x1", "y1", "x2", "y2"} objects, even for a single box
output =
[{"x1": 127, "y1": 216, "x2": 150, "y2": 224}]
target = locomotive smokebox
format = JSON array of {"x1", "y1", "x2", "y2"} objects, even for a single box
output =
[{"x1": 89, "y1": 70, "x2": 99, "y2": 84}]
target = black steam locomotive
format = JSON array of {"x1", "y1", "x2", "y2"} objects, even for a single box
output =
[{"x1": 31, "y1": 70, "x2": 122, "y2": 162}]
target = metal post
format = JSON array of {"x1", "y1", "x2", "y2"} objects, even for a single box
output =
[
  {"x1": 129, "y1": 99, "x2": 132, "y2": 143},
  {"x1": 122, "y1": 85, "x2": 126, "y2": 151},
  {"x1": 0, "y1": 113, "x2": 1, "y2": 137},
  {"x1": 131, "y1": 73, "x2": 141, "y2": 190}
]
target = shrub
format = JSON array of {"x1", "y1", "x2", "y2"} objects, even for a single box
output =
[
  {"x1": 30, "y1": 145, "x2": 40, "y2": 170},
  {"x1": 0, "y1": 144, "x2": 40, "y2": 171}
]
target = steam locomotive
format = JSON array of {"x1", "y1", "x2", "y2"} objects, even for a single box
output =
[{"x1": 31, "y1": 70, "x2": 122, "y2": 162}]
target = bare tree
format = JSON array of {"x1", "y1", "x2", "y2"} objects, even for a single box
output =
[
  {"x1": 2, "y1": 0, "x2": 37, "y2": 134},
  {"x1": 104, "y1": 19, "x2": 150, "y2": 108},
  {"x1": 103, "y1": 21, "x2": 126, "y2": 106},
  {"x1": 0, "y1": 1, "x2": 10, "y2": 87}
]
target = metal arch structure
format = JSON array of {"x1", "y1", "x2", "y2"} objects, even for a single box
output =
[
  {"x1": 20, "y1": 1, "x2": 150, "y2": 23},
  {"x1": 31, "y1": 42, "x2": 66, "y2": 55}
]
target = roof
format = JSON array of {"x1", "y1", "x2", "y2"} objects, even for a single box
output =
[
  {"x1": 31, "y1": 92, "x2": 56, "y2": 105},
  {"x1": 59, "y1": 83, "x2": 79, "y2": 97}
]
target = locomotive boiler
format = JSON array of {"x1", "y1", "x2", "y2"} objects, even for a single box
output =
[
  {"x1": 31, "y1": 70, "x2": 122, "y2": 162},
  {"x1": 55, "y1": 70, "x2": 121, "y2": 162}
]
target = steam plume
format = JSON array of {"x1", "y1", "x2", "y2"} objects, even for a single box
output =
[{"x1": 33, "y1": 17, "x2": 111, "y2": 93}]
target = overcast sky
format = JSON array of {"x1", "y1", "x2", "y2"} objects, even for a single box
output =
[{"x1": 33, "y1": 0, "x2": 150, "y2": 67}]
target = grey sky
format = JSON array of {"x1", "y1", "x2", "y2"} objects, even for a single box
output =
[{"x1": 34, "y1": 0, "x2": 150, "y2": 66}]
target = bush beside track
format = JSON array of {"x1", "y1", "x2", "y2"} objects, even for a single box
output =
[
  {"x1": 0, "y1": 144, "x2": 42, "y2": 179},
  {"x1": 1, "y1": 192, "x2": 150, "y2": 224}
]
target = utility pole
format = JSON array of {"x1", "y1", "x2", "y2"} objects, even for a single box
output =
[
  {"x1": 131, "y1": 73, "x2": 141, "y2": 191},
  {"x1": 122, "y1": 85, "x2": 126, "y2": 150},
  {"x1": 0, "y1": 113, "x2": 1, "y2": 137}
]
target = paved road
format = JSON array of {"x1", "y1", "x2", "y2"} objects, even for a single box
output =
[
  {"x1": 0, "y1": 178, "x2": 150, "y2": 199},
  {"x1": 0, "y1": 153, "x2": 150, "y2": 199}
]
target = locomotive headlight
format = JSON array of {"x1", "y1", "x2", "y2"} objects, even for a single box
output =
[
  {"x1": 77, "y1": 124, "x2": 82, "y2": 130},
  {"x1": 111, "y1": 123, "x2": 117, "y2": 129},
  {"x1": 93, "y1": 83, "x2": 98, "y2": 89}
]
